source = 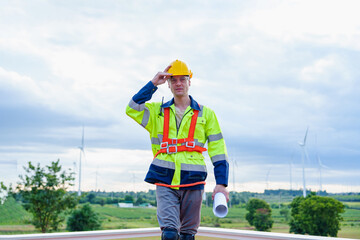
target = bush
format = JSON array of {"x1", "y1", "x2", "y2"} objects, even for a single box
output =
[
  {"x1": 246, "y1": 198, "x2": 273, "y2": 231},
  {"x1": 67, "y1": 204, "x2": 101, "y2": 231},
  {"x1": 253, "y1": 208, "x2": 273, "y2": 231},
  {"x1": 289, "y1": 195, "x2": 345, "y2": 237}
]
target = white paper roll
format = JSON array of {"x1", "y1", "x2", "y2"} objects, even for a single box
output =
[{"x1": 213, "y1": 192, "x2": 228, "y2": 218}]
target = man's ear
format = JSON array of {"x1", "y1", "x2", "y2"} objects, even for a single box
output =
[
  {"x1": 188, "y1": 79, "x2": 191, "y2": 86},
  {"x1": 168, "y1": 80, "x2": 170, "y2": 88}
]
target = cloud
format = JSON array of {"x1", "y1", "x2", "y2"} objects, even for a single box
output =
[
  {"x1": 1, "y1": 1, "x2": 359, "y2": 192},
  {"x1": 240, "y1": 0, "x2": 360, "y2": 50}
]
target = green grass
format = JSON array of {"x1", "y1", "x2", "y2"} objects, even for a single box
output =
[
  {"x1": 93, "y1": 205, "x2": 156, "y2": 219},
  {"x1": 1, "y1": 200, "x2": 359, "y2": 239},
  {"x1": 0, "y1": 197, "x2": 31, "y2": 225},
  {"x1": 92, "y1": 204, "x2": 159, "y2": 229}
]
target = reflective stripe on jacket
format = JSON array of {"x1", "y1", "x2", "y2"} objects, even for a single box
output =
[{"x1": 126, "y1": 81, "x2": 229, "y2": 190}]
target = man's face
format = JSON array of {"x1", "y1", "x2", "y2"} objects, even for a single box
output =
[{"x1": 168, "y1": 75, "x2": 191, "y2": 97}]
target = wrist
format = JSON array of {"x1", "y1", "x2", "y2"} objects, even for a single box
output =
[{"x1": 151, "y1": 80, "x2": 158, "y2": 87}]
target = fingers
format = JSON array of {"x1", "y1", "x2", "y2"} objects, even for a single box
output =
[
  {"x1": 152, "y1": 66, "x2": 173, "y2": 86},
  {"x1": 158, "y1": 72, "x2": 172, "y2": 78},
  {"x1": 213, "y1": 185, "x2": 229, "y2": 202},
  {"x1": 225, "y1": 192, "x2": 230, "y2": 202},
  {"x1": 157, "y1": 72, "x2": 172, "y2": 83},
  {"x1": 164, "y1": 65, "x2": 172, "y2": 72}
]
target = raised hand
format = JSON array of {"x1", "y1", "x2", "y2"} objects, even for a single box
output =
[{"x1": 151, "y1": 65, "x2": 172, "y2": 86}]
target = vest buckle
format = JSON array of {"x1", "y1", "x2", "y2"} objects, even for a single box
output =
[
  {"x1": 167, "y1": 145, "x2": 177, "y2": 154},
  {"x1": 185, "y1": 141, "x2": 195, "y2": 148},
  {"x1": 160, "y1": 142, "x2": 168, "y2": 149}
]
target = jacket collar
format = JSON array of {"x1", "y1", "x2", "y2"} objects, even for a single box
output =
[{"x1": 161, "y1": 95, "x2": 201, "y2": 111}]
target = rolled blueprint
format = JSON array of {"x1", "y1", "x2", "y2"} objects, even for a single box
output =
[{"x1": 213, "y1": 192, "x2": 228, "y2": 218}]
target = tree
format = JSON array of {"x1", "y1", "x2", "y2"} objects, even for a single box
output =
[
  {"x1": 0, "y1": 182, "x2": 7, "y2": 204},
  {"x1": 280, "y1": 207, "x2": 290, "y2": 222},
  {"x1": 17, "y1": 160, "x2": 78, "y2": 232},
  {"x1": 289, "y1": 195, "x2": 345, "y2": 237},
  {"x1": 246, "y1": 198, "x2": 273, "y2": 231},
  {"x1": 124, "y1": 195, "x2": 134, "y2": 203},
  {"x1": 87, "y1": 193, "x2": 96, "y2": 203},
  {"x1": 67, "y1": 203, "x2": 101, "y2": 231},
  {"x1": 135, "y1": 196, "x2": 144, "y2": 206}
]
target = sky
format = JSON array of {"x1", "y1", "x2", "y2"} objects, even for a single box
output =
[{"x1": 0, "y1": 0, "x2": 359, "y2": 194}]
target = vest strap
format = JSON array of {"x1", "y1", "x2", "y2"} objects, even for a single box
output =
[
  {"x1": 153, "y1": 107, "x2": 207, "y2": 159},
  {"x1": 155, "y1": 181, "x2": 206, "y2": 188},
  {"x1": 153, "y1": 106, "x2": 207, "y2": 188}
]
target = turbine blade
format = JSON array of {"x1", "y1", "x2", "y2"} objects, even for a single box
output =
[
  {"x1": 304, "y1": 147, "x2": 310, "y2": 164},
  {"x1": 81, "y1": 149, "x2": 87, "y2": 162},
  {"x1": 81, "y1": 125, "x2": 85, "y2": 148},
  {"x1": 303, "y1": 127, "x2": 309, "y2": 145}
]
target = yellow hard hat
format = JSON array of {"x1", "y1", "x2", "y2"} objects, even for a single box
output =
[{"x1": 168, "y1": 60, "x2": 193, "y2": 79}]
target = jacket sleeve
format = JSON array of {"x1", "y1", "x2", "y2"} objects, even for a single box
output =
[
  {"x1": 205, "y1": 109, "x2": 229, "y2": 187},
  {"x1": 125, "y1": 81, "x2": 158, "y2": 132}
]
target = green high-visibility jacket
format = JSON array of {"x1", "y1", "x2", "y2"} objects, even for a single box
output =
[{"x1": 126, "y1": 81, "x2": 229, "y2": 190}]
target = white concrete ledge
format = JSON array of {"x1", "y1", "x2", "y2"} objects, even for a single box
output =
[
  {"x1": 197, "y1": 227, "x2": 355, "y2": 240},
  {"x1": 0, "y1": 227, "x2": 356, "y2": 240},
  {"x1": 0, "y1": 228, "x2": 161, "y2": 240}
]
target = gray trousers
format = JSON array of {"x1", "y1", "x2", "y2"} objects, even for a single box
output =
[{"x1": 156, "y1": 185, "x2": 203, "y2": 235}]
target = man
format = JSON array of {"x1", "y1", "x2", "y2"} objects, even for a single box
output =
[{"x1": 126, "y1": 60, "x2": 229, "y2": 240}]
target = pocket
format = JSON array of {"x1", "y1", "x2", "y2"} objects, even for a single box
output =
[
  {"x1": 180, "y1": 162, "x2": 207, "y2": 185},
  {"x1": 188, "y1": 171, "x2": 207, "y2": 180},
  {"x1": 194, "y1": 117, "x2": 206, "y2": 141},
  {"x1": 145, "y1": 164, "x2": 175, "y2": 185},
  {"x1": 149, "y1": 164, "x2": 168, "y2": 177}
]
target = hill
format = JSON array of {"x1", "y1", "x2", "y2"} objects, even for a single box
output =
[{"x1": 0, "y1": 197, "x2": 31, "y2": 225}]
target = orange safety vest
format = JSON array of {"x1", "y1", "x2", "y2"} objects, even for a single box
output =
[{"x1": 154, "y1": 107, "x2": 207, "y2": 188}]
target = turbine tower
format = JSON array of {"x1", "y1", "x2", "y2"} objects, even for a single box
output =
[
  {"x1": 298, "y1": 127, "x2": 310, "y2": 197},
  {"x1": 266, "y1": 167, "x2": 272, "y2": 190},
  {"x1": 315, "y1": 134, "x2": 327, "y2": 193},
  {"x1": 78, "y1": 125, "x2": 86, "y2": 196},
  {"x1": 95, "y1": 166, "x2": 99, "y2": 192},
  {"x1": 230, "y1": 157, "x2": 238, "y2": 192},
  {"x1": 289, "y1": 151, "x2": 294, "y2": 191},
  {"x1": 73, "y1": 161, "x2": 77, "y2": 192},
  {"x1": 317, "y1": 153, "x2": 322, "y2": 192}
]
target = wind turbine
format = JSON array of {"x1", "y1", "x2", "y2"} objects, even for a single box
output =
[
  {"x1": 298, "y1": 127, "x2": 310, "y2": 197},
  {"x1": 78, "y1": 125, "x2": 86, "y2": 196},
  {"x1": 266, "y1": 167, "x2": 272, "y2": 190},
  {"x1": 227, "y1": 157, "x2": 238, "y2": 209},
  {"x1": 95, "y1": 166, "x2": 99, "y2": 192},
  {"x1": 73, "y1": 161, "x2": 77, "y2": 192},
  {"x1": 131, "y1": 173, "x2": 141, "y2": 190},
  {"x1": 289, "y1": 151, "x2": 294, "y2": 191},
  {"x1": 315, "y1": 134, "x2": 328, "y2": 193},
  {"x1": 230, "y1": 157, "x2": 238, "y2": 192},
  {"x1": 91, "y1": 165, "x2": 102, "y2": 192}
]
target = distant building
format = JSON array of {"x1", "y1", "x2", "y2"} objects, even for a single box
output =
[
  {"x1": 118, "y1": 202, "x2": 134, "y2": 208},
  {"x1": 139, "y1": 203, "x2": 155, "y2": 208}
]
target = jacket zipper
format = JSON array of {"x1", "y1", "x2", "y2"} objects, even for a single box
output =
[{"x1": 173, "y1": 108, "x2": 192, "y2": 137}]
